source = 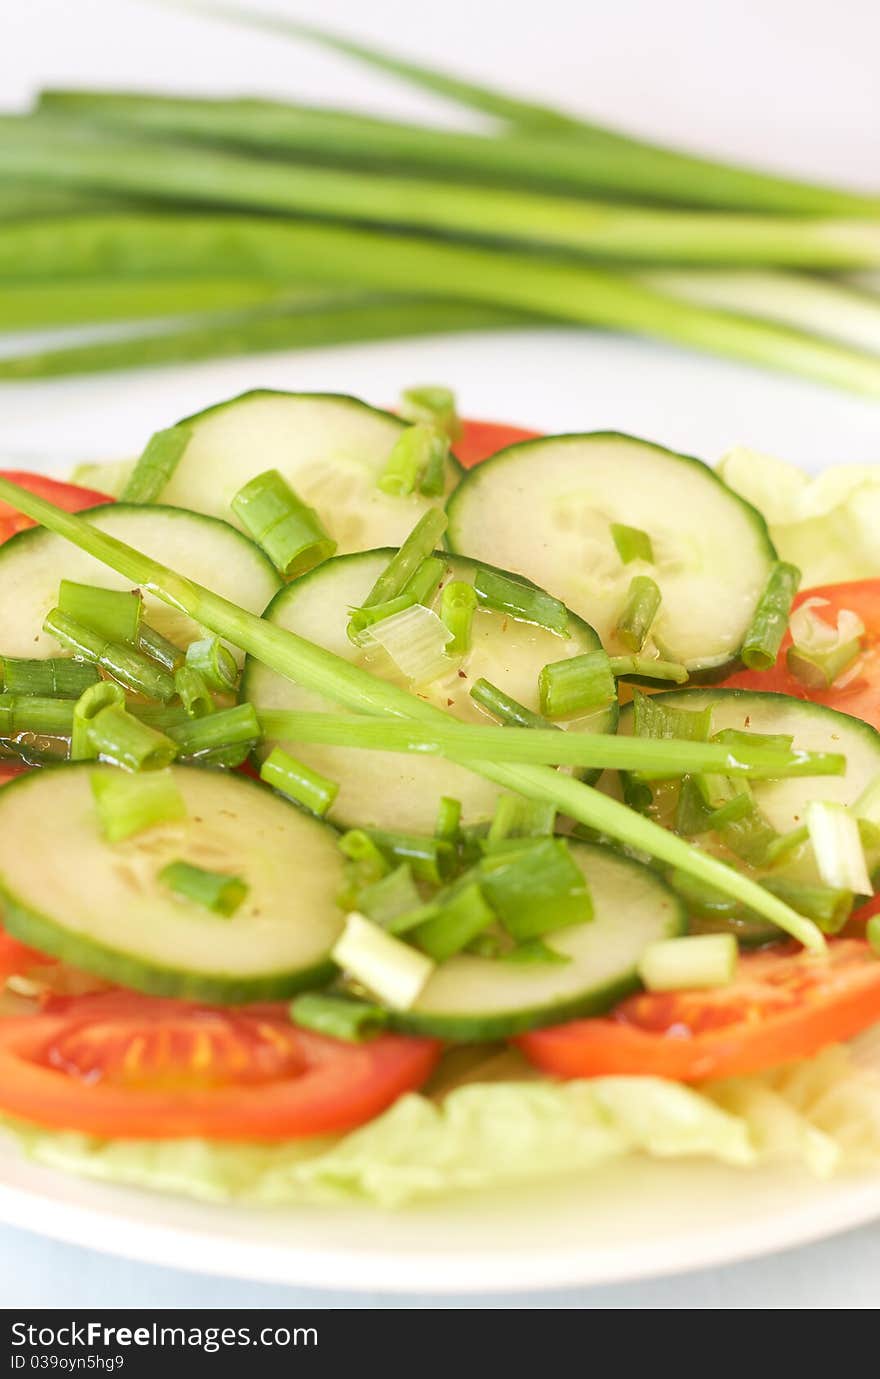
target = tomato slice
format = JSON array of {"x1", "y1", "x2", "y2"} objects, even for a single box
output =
[
  {"x1": 0, "y1": 471, "x2": 111, "y2": 545},
  {"x1": 455, "y1": 419, "x2": 542, "y2": 469},
  {"x1": 518, "y1": 940, "x2": 880, "y2": 1083},
  {"x1": 0, "y1": 991, "x2": 439, "y2": 1140},
  {"x1": 723, "y1": 580, "x2": 880, "y2": 729}
]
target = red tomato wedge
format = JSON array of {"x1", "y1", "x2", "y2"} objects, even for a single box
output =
[
  {"x1": 723, "y1": 580, "x2": 880, "y2": 729},
  {"x1": 0, "y1": 991, "x2": 439, "y2": 1140},
  {"x1": 455, "y1": 419, "x2": 542, "y2": 469},
  {"x1": 0, "y1": 471, "x2": 111, "y2": 545},
  {"x1": 518, "y1": 941, "x2": 880, "y2": 1083},
  {"x1": 0, "y1": 932, "x2": 48, "y2": 986}
]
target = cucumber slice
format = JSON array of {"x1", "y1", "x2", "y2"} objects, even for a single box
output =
[
  {"x1": 123, "y1": 390, "x2": 460, "y2": 554},
  {"x1": 394, "y1": 842, "x2": 685, "y2": 1039},
  {"x1": 612, "y1": 687, "x2": 880, "y2": 881},
  {"x1": 70, "y1": 457, "x2": 136, "y2": 498},
  {"x1": 243, "y1": 550, "x2": 616, "y2": 833},
  {"x1": 0, "y1": 764, "x2": 346, "y2": 1002},
  {"x1": 0, "y1": 503, "x2": 280, "y2": 663},
  {"x1": 446, "y1": 432, "x2": 776, "y2": 678}
]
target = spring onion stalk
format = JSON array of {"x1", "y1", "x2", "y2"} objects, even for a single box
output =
[
  {"x1": 253, "y1": 707, "x2": 842, "y2": 778},
  {"x1": 868, "y1": 915, "x2": 880, "y2": 957},
  {"x1": 0, "y1": 694, "x2": 76, "y2": 739},
  {"x1": 402, "y1": 556, "x2": 445, "y2": 610},
  {"x1": 609, "y1": 656, "x2": 688, "y2": 682},
  {"x1": 633, "y1": 691, "x2": 712, "y2": 744},
  {"x1": 347, "y1": 595, "x2": 417, "y2": 645},
  {"x1": 122, "y1": 426, "x2": 192, "y2": 505},
  {"x1": 332, "y1": 911, "x2": 434, "y2": 1010},
  {"x1": 740, "y1": 562, "x2": 801, "y2": 671},
  {"x1": 43, "y1": 609, "x2": 177, "y2": 702},
  {"x1": 0, "y1": 275, "x2": 296, "y2": 331},
  {"x1": 616, "y1": 576, "x2": 662, "y2": 653},
  {"x1": 0, "y1": 656, "x2": 99, "y2": 700},
  {"x1": 136, "y1": 623, "x2": 185, "y2": 672},
  {"x1": 87, "y1": 704, "x2": 179, "y2": 772},
  {"x1": 361, "y1": 510, "x2": 448, "y2": 610},
  {"x1": 400, "y1": 385, "x2": 461, "y2": 441},
  {"x1": 806, "y1": 800, "x2": 874, "y2": 895},
  {"x1": 410, "y1": 882, "x2": 496, "y2": 963},
  {"x1": 230, "y1": 468, "x2": 336, "y2": 579},
  {"x1": 173, "y1": 665, "x2": 213, "y2": 718},
  {"x1": 638, "y1": 933, "x2": 738, "y2": 992},
  {"x1": 110, "y1": 21, "x2": 880, "y2": 214},
  {"x1": 377, "y1": 425, "x2": 447, "y2": 499},
  {"x1": 713, "y1": 727, "x2": 795, "y2": 753},
  {"x1": 480, "y1": 838, "x2": 592, "y2": 940},
  {"x1": 695, "y1": 774, "x2": 754, "y2": 829},
  {"x1": 761, "y1": 877, "x2": 853, "y2": 935},
  {"x1": 184, "y1": 637, "x2": 238, "y2": 694},
  {"x1": 715, "y1": 798, "x2": 779, "y2": 865},
  {"x1": 610, "y1": 522, "x2": 654, "y2": 564},
  {"x1": 674, "y1": 776, "x2": 717, "y2": 836},
  {"x1": 355, "y1": 863, "x2": 422, "y2": 928},
  {"x1": 0, "y1": 476, "x2": 826, "y2": 950},
  {"x1": 166, "y1": 702, "x2": 260, "y2": 759},
  {"x1": 90, "y1": 767, "x2": 187, "y2": 843},
  {"x1": 788, "y1": 640, "x2": 863, "y2": 691},
  {"x1": 57, "y1": 580, "x2": 141, "y2": 645},
  {"x1": 473, "y1": 568, "x2": 568, "y2": 636},
  {"x1": 289, "y1": 992, "x2": 388, "y2": 1041},
  {"x1": 434, "y1": 796, "x2": 462, "y2": 843},
  {"x1": 360, "y1": 604, "x2": 453, "y2": 685},
  {"x1": 159, "y1": 859, "x2": 247, "y2": 917},
  {"x1": 469, "y1": 679, "x2": 557, "y2": 732},
  {"x1": 362, "y1": 830, "x2": 455, "y2": 887},
  {"x1": 440, "y1": 581, "x2": 477, "y2": 658},
  {"x1": 259, "y1": 745, "x2": 339, "y2": 818},
  {"x1": 488, "y1": 795, "x2": 556, "y2": 845},
  {"x1": 539, "y1": 650, "x2": 616, "y2": 720},
  {"x1": 71, "y1": 681, "x2": 125, "y2": 760}
]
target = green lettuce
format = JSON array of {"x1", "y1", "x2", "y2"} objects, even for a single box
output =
[{"x1": 4, "y1": 1044, "x2": 879, "y2": 1208}]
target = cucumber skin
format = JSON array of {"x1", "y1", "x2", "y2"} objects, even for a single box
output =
[
  {"x1": 122, "y1": 388, "x2": 464, "y2": 503},
  {"x1": 445, "y1": 430, "x2": 778, "y2": 684}
]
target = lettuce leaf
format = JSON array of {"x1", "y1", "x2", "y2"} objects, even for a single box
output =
[
  {"x1": 718, "y1": 446, "x2": 880, "y2": 586},
  {"x1": 4, "y1": 1044, "x2": 879, "y2": 1208}
]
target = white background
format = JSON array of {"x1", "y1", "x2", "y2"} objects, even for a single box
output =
[{"x1": 2, "y1": 0, "x2": 880, "y2": 1308}]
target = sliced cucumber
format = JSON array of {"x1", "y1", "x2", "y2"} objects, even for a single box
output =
[
  {"x1": 0, "y1": 504, "x2": 280, "y2": 664},
  {"x1": 243, "y1": 549, "x2": 616, "y2": 833},
  {"x1": 394, "y1": 842, "x2": 684, "y2": 1039},
  {"x1": 70, "y1": 457, "x2": 136, "y2": 498},
  {"x1": 123, "y1": 390, "x2": 460, "y2": 555},
  {"x1": 0, "y1": 764, "x2": 346, "y2": 1002},
  {"x1": 612, "y1": 687, "x2": 880, "y2": 882},
  {"x1": 446, "y1": 432, "x2": 776, "y2": 678}
]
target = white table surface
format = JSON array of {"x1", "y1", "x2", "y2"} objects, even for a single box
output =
[{"x1": 2, "y1": 0, "x2": 880, "y2": 1309}]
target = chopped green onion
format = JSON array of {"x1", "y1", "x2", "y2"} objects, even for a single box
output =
[
  {"x1": 401, "y1": 555, "x2": 445, "y2": 608},
  {"x1": 122, "y1": 424, "x2": 192, "y2": 504},
  {"x1": 500, "y1": 938, "x2": 571, "y2": 965},
  {"x1": 473, "y1": 567, "x2": 568, "y2": 637},
  {"x1": 632, "y1": 690, "x2": 712, "y2": 743},
  {"x1": 185, "y1": 637, "x2": 238, "y2": 693},
  {"x1": 57, "y1": 580, "x2": 141, "y2": 645},
  {"x1": 763, "y1": 822, "x2": 809, "y2": 865},
  {"x1": 470, "y1": 677, "x2": 555, "y2": 731},
  {"x1": 761, "y1": 876, "x2": 853, "y2": 935},
  {"x1": 418, "y1": 433, "x2": 449, "y2": 497},
  {"x1": 289, "y1": 991, "x2": 388, "y2": 1041},
  {"x1": 694, "y1": 771, "x2": 752, "y2": 819},
  {"x1": 713, "y1": 727, "x2": 794, "y2": 753},
  {"x1": 71, "y1": 680, "x2": 125, "y2": 760},
  {"x1": 399, "y1": 384, "x2": 460, "y2": 440},
  {"x1": 138, "y1": 622, "x2": 186, "y2": 672},
  {"x1": 609, "y1": 656, "x2": 688, "y2": 683},
  {"x1": 410, "y1": 880, "x2": 495, "y2": 962},
  {"x1": 364, "y1": 828, "x2": 455, "y2": 886},
  {"x1": 638, "y1": 933, "x2": 738, "y2": 991},
  {"x1": 90, "y1": 766, "x2": 186, "y2": 842},
  {"x1": 159, "y1": 860, "x2": 247, "y2": 917},
  {"x1": 174, "y1": 665, "x2": 214, "y2": 718},
  {"x1": 360, "y1": 509, "x2": 448, "y2": 609},
  {"x1": 741, "y1": 562, "x2": 801, "y2": 671},
  {"x1": 166, "y1": 702, "x2": 260, "y2": 762},
  {"x1": 43, "y1": 608, "x2": 176, "y2": 702},
  {"x1": 339, "y1": 829, "x2": 390, "y2": 886},
  {"x1": 355, "y1": 862, "x2": 422, "y2": 927},
  {"x1": 259, "y1": 744, "x2": 338, "y2": 817},
  {"x1": 487, "y1": 794, "x2": 556, "y2": 846},
  {"x1": 360, "y1": 603, "x2": 453, "y2": 685},
  {"x1": 806, "y1": 800, "x2": 873, "y2": 895},
  {"x1": 88, "y1": 704, "x2": 179, "y2": 772},
  {"x1": 610, "y1": 522, "x2": 654, "y2": 564},
  {"x1": 440, "y1": 580, "x2": 477, "y2": 657},
  {"x1": 480, "y1": 838, "x2": 592, "y2": 940},
  {"x1": 674, "y1": 776, "x2": 716, "y2": 837},
  {"x1": 332, "y1": 911, "x2": 435, "y2": 1010},
  {"x1": 666, "y1": 868, "x2": 779, "y2": 942},
  {"x1": 787, "y1": 640, "x2": 863, "y2": 690},
  {"x1": 231, "y1": 468, "x2": 336, "y2": 578},
  {"x1": 615, "y1": 575, "x2": 662, "y2": 653},
  {"x1": 0, "y1": 694, "x2": 75, "y2": 739},
  {"x1": 867, "y1": 914, "x2": 880, "y2": 956},
  {"x1": 786, "y1": 597, "x2": 866, "y2": 688},
  {"x1": 434, "y1": 796, "x2": 462, "y2": 843},
  {"x1": 347, "y1": 594, "x2": 417, "y2": 644},
  {"x1": 538, "y1": 649, "x2": 616, "y2": 720},
  {"x1": 0, "y1": 656, "x2": 99, "y2": 699},
  {"x1": 377, "y1": 424, "x2": 448, "y2": 498}
]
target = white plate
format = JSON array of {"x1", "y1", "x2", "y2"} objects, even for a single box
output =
[{"x1": 1, "y1": 329, "x2": 880, "y2": 1292}]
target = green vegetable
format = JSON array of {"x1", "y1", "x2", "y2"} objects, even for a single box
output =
[
  {"x1": 638, "y1": 933, "x2": 738, "y2": 991},
  {"x1": 57, "y1": 580, "x2": 141, "y2": 645},
  {"x1": 611, "y1": 522, "x2": 654, "y2": 564},
  {"x1": 440, "y1": 581, "x2": 477, "y2": 657},
  {"x1": 90, "y1": 767, "x2": 186, "y2": 842},
  {"x1": 378, "y1": 425, "x2": 447, "y2": 499},
  {"x1": 740, "y1": 562, "x2": 801, "y2": 671},
  {"x1": 184, "y1": 637, "x2": 238, "y2": 694},
  {"x1": 0, "y1": 656, "x2": 98, "y2": 700},
  {"x1": 410, "y1": 882, "x2": 495, "y2": 963},
  {"x1": 473, "y1": 567, "x2": 568, "y2": 636},
  {"x1": 71, "y1": 681, "x2": 125, "y2": 760},
  {"x1": 231, "y1": 468, "x2": 336, "y2": 578},
  {"x1": 400, "y1": 385, "x2": 460, "y2": 440},
  {"x1": 173, "y1": 665, "x2": 213, "y2": 718},
  {"x1": 166, "y1": 702, "x2": 260, "y2": 763},
  {"x1": 355, "y1": 863, "x2": 422, "y2": 928},
  {"x1": 402, "y1": 556, "x2": 445, "y2": 609},
  {"x1": 539, "y1": 649, "x2": 616, "y2": 720},
  {"x1": 289, "y1": 992, "x2": 388, "y2": 1042},
  {"x1": 434, "y1": 797, "x2": 462, "y2": 843},
  {"x1": 360, "y1": 510, "x2": 448, "y2": 611},
  {"x1": 616, "y1": 575, "x2": 662, "y2": 653},
  {"x1": 787, "y1": 640, "x2": 863, "y2": 690},
  {"x1": 137, "y1": 623, "x2": 186, "y2": 672},
  {"x1": 487, "y1": 795, "x2": 556, "y2": 845},
  {"x1": 259, "y1": 745, "x2": 338, "y2": 817},
  {"x1": 480, "y1": 839, "x2": 592, "y2": 941},
  {"x1": 87, "y1": 704, "x2": 179, "y2": 772},
  {"x1": 43, "y1": 608, "x2": 176, "y2": 702},
  {"x1": 159, "y1": 860, "x2": 247, "y2": 917}
]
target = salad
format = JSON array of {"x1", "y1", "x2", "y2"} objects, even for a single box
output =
[{"x1": 0, "y1": 384, "x2": 878, "y2": 1209}]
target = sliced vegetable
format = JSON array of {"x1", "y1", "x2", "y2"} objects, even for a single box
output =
[
  {"x1": 615, "y1": 575, "x2": 661, "y2": 653},
  {"x1": 43, "y1": 608, "x2": 176, "y2": 702},
  {"x1": 159, "y1": 860, "x2": 248, "y2": 917},
  {"x1": 638, "y1": 933, "x2": 738, "y2": 991},
  {"x1": 259, "y1": 745, "x2": 339, "y2": 817},
  {"x1": 231, "y1": 468, "x2": 336, "y2": 578},
  {"x1": 0, "y1": 656, "x2": 98, "y2": 700},
  {"x1": 91, "y1": 767, "x2": 186, "y2": 843},
  {"x1": 332, "y1": 911, "x2": 435, "y2": 1010},
  {"x1": 57, "y1": 580, "x2": 141, "y2": 646},
  {"x1": 184, "y1": 637, "x2": 238, "y2": 693}
]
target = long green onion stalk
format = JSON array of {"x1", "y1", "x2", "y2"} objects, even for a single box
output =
[{"x1": 0, "y1": 474, "x2": 826, "y2": 950}]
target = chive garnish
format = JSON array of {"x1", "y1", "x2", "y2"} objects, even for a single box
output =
[
  {"x1": 0, "y1": 656, "x2": 99, "y2": 700},
  {"x1": 401, "y1": 554, "x2": 445, "y2": 608},
  {"x1": 173, "y1": 665, "x2": 214, "y2": 718},
  {"x1": 57, "y1": 580, "x2": 141, "y2": 646},
  {"x1": 410, "y1": 880, "x2": 495, "y2": 962},
  {"x1": 480, "y1": 838, "x2": 592, "y2": 941},
  {"x1": 137, "y1": 622, "x2": 186, "y2": 672},
  {"x1": 610, "y1": 522, "x2": 654, "y2": 564},
  {"x1": 90, "y1": 766, "x2": 186, "y2": 842},
  {"x1": 159, "y1": 860, "x2": 248, "y2": 917},
  {"x1": 741, "y1": 561, "x2": 801, "y2": 671},
  {"x1": 361, "y1": 509, "x2": 448, "y2": 610},
  {"x1": 260, "y1": 744, "x2": 339, "y2": 817},
  {"x1": 88, "y1": 704, "x2": 179, "y2": 772},
  {"x1": 469, "y1": 677, "x2": 554, "y2": 730},
  {"x1": 289, "y1": 992, "x2": 388, "y2": 1042},
  {"x1": 473, "y1": 567, "x2": 568, "y2": 637},
  {"x1": 71, "y1": 680, "x2": 125, "y2": 760},
  {"x1": 440, "y1": 580, "x2": 477, "y2": 657},
  {"x1": 166, "y1": 701, "x2": 260, "y2": 762},
  {"x1": 538, "y1": 650, "x2": 616, "y2": 720},
  {"x1": 231, "y1": 468, "x2": 336, "y2": 579},
  {"x1": 43, "y1": 608, "x2": 177, "y2": 702},
  {"x1": 184, "y1": 637, "x2": 239, "y2": 693},
  {"x1": 615, "y1": 575, "x2": 661, "y2": 653}
]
